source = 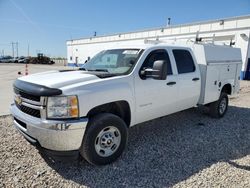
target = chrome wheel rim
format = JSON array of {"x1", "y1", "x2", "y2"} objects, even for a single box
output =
[
  {"x1": 95, "y1": 126, "x2": 121, "y2": 157},
  {"x1": 219, "y1": 98, "x2": 227, "y2": 114}
]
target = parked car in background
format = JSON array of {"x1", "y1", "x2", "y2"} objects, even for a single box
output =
[
  {"x1": 18, "y1": 56, "x2": 30, "y2": 64},
  {"x1": 9, "y1": 57, "x2": 19, "y2": 63},
  {"x1": 0, "y1": 56, "x2": 13, "y2": 63}
]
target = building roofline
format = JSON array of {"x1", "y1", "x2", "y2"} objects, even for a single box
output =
[{"x1": 66, "y1": 14, "x2": 250, "y2": 42}]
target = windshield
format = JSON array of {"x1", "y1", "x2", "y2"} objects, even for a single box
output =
[{"x1": 81, "y1": 49, "x2": 143, "y2": 75}]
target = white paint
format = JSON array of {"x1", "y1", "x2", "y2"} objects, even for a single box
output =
[{"x1": 23, "y1": 43, "x2": 241, "y2": 126}]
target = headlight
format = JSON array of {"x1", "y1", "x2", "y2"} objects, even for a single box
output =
[{"x1": 47, "y1": 96, "x2": 79, "y2": 119}]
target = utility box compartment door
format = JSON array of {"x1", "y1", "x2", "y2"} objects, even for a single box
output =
[
  {"x1": 234, "y1": 63, "x2": 242, "y2": 93},
  {"x1": 219, "y1": 64, "x2": 237, "y2": 80},
  {"x1": 203, "y1": 65, "x2": 220, "y2": 104}
]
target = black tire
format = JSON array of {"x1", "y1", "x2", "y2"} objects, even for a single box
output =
[
  {"x1": 209, "y1": 92, "x2": 228, "y2": 118},
  {"x1": 80, "y1": 113, "x2": 128, "y2": 165}
]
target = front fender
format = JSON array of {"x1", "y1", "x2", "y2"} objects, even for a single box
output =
[{"x1": 62, "y1": 76, "x2": 136, "y2": 125}]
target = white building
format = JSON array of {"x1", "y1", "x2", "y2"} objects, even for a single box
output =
[{"x1": 67, "y1": 15, "x2": 250, "y2": 80}]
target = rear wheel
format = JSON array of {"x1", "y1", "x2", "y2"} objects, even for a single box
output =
[
  {"x1": 209, "y1": 92, "x2": 228, "y2": 118},
  {"x1": 80, "y1": 113, "x2": 128, "y2": 165}
]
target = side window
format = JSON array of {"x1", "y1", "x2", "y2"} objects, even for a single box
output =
[
  {"x1": 140, "y1": 49, "x2": 172, "y2": 75},
  {"x1": 173, "y1": 49, "x2": 195, "y2": 74}
]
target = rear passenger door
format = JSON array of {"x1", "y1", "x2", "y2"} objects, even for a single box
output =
[{"x1": 170, "y1": 49, "x2": 201, "y2": 110}]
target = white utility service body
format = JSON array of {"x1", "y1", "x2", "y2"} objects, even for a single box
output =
[
  {"x1": 193, "y1": 44, "x2": 242, "y2": 104},
  {"x1": 11, "y1": 42, "x2": 242, "y2": 165}
]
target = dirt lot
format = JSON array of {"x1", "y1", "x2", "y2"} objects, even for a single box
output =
[
  {"x1": 0, "y1": 63, "x2": 71, "y2": 116},
  {"x1": 0, "y1": 81, "x2": 250, "y2": 187}
]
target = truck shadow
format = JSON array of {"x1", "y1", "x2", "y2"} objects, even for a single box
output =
[{"x1": 41, "y1": 105, "x2": 250, "y2": 187}]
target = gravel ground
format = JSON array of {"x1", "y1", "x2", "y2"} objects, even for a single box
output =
[{"x1": 0, "y1": 81, "x2": 250, "y2": 188}]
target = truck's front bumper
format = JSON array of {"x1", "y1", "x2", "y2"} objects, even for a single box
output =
[{"x1": 10, "y1": 103, "x2": 88, "y2": 151}]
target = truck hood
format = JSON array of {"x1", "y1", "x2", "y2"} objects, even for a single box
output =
[{"x1": 18, "y1": 70, "x2": 100, "y2": 88}]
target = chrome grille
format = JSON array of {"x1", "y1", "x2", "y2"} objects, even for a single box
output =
[
  {"x1": 15, "y1": 101, "x2": 41, "y2": 118},
  {"x1": 14, "y1": 87, "x2": 40, "y2": 102},
  {"x1": 14, "y1": 88, "x2": 44, "y2": 118}
]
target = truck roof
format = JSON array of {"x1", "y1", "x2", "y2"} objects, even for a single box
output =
[
  {"x1": 106, "y1": 42, "x2": 239, "y2": 51},
  {"x1": 106, "y1": 42, "x2": 242, "y2": 66}
]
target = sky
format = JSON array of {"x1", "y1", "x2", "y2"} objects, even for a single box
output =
[{"x1": 0, "y1": 0, "x2": 249, "y2": 58}]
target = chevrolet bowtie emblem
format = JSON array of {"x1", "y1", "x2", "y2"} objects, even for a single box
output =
[{"x1": 15, "y1": 95, "x2": 22, "y2": 105}]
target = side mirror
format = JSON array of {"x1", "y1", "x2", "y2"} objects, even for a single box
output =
[{"x1": 141, "y1": 60, "x2": 167, "y2": 80}]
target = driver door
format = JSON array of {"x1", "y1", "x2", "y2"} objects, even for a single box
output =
[{"x1": 134, "y1": 48, "x2": 179, "y2": 124}]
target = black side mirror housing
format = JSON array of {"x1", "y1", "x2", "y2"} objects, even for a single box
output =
[{"x1": 141, "y1": 60, "x2": 167, "y2": 80}]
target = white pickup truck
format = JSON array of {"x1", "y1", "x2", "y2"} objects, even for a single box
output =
[{"x1": 11, "y1": 42, "x2": 242, "y2": 165}]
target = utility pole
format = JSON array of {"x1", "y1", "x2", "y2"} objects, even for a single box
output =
[
  {"x1": 27, "y1": 43, "x2": 29, "y2": 57},
  {"x1": 16, "y1": 42, "x2": 18, "y2": 57},
  {"x1": 11, "y1": 42, "x2": 14, "y2": 57},
  {"x1": 11, "y1": 42, "x2": 19, "y2": 57}
]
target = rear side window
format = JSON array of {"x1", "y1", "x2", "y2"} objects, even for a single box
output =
[{"x1": 173, "y1": 49, "x2": 195, "y2": 74}]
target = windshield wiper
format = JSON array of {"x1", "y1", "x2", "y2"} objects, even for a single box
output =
[
  {"x1": 79, "y1": 67, "x2": 87, "y2": 71},
  {"x1": 88, "y1": 69, "x2": 109, "y2": 73}
]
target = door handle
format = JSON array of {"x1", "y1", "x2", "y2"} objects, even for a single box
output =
[
  {"x1": 192, "y1": 77, "x2": 200, "y2": 81},
  {"x1": 166, "y1": 81, "x2": 176, "y2": 86}
]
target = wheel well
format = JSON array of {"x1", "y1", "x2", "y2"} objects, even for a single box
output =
[
  {"x1": 87, "y1": 101, "x2": 131, "y2": 127},
  {"x1": 221, "y1": 84, "x2": 232, "y2": 95}
]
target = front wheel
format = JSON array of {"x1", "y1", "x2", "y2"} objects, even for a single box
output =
[
  {"x1": 209, "y1": 92, "x2": 228, "y2": 118},
  {"x1": 80, "y1": 113, "x2": 128, "y2": 165}
]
